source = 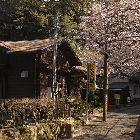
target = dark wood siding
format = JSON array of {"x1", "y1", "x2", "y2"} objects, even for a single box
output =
[
  {"x1": 39, "y1": 47, "x2": 72, "y2": 97},
  {"x1": 7, "y1": 54, "x2": 36, "y2": 98},
  {"x1": 0, "y1": 51, "x2": 9, "y2": 98},
  {"x1": 0, "y1": 41, "x2": 85, "y2": 99},
  {"x1": 0, "y1": 51, "x2": 8, "y2": 64}
]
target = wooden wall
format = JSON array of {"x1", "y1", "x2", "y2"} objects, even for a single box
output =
[
  {"x1": 0, "y1": 51, "x2": 9, "y2": 98},
  {"x1": 7, "y1": 53, "x2": 36, "y2": 98},
  {"x1": 38, "y1": 47, "x2": 85, "y2": 98},
  {"x1": 39, "y1": 47, "x2": 72, "y2": 97},
  {"x1": 0, "y1": 44, "x2": 85, "y2": 99}
]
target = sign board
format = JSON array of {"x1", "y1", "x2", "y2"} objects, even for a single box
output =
[
  {"x1": 21, "y1": 71, "x2": 28, "y2": 77},
  {"x1": 87, "y1": 63, "x2": 96, "y2": 91},
  {"x1": 127, "y1": 97, "x2": 130, "y2": 103},
  {"x1": 114, "y1": 94, "x2": 120, "y2": 99}
]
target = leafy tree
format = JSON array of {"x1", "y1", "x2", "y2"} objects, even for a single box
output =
[
  {"x1": 0, "y1": 0, "x2": 93, "y2": 41},
  {"x1": 0, "y1": 0, "x2": 45, "y2": 40}
]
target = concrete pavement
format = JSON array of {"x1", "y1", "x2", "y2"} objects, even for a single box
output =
[{"x1": 64, "y1": 105, "x2": 140, "y2": 140}]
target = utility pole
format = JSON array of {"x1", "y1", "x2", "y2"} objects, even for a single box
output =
[
  {"x1": 52, "y1": 12, "x2": 58, "y2": 100},
  {"x1": 103, "y1": 42, "x2": 108, "y2": 122}
]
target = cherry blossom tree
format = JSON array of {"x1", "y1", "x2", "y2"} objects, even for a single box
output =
[
  {"x1": 75, "y1": 0, "x2": 140, "y2": 76},
  {"x1": 73, "y1": 0, "x2": 140, "y2": 121}
]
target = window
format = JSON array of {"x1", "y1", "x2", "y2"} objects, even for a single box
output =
[{"x1": 134, "y1": 85, "x2": 139, "y2": 95}]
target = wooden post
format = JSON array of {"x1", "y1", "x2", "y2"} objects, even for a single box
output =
[
  {"x1": 103, "y1": 44, "x2": 108, "y2": 122},
  {"x1": 86, "y1": 64, "x2": 89, "y2": 122},
  {"x1": 65, "y1": 124, "x2": 74, "y2": 138}
]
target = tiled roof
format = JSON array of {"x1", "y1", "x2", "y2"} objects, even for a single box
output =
[
  {"x1": 0, "y1": 38, "x2": 82, "y2": 66},
  {"x1": 109, "y1": 82, "x2": 129, "y2": 89},
  {"x1": 0, "y1": 38, "x2": 63, "y2": 53},
  {"x1": 129, "y1": 71, "x2": 140, "y2": 81},
  {"x1": 75, "y1": 66, "x2": 87, "y2": 72},
  {"x1": 71, "y1": 66, "x2": 87, "y2": 76}
]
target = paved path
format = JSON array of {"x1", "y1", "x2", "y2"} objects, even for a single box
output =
[{"x1": 65, "y1": 105, "x2": 140, "y2": 140}]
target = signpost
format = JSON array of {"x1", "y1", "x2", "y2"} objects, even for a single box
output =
[
  {"x1": 86, "y1": 62, "x2": 96, "y2": 122},
  {"x1": 88, "y1": 63, "x2": 96, "y2": 91},
  {"x1": 114, "y1": 94, "x2": 120, "y2": 105}
]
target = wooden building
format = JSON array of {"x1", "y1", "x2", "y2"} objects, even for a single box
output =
[
  {"x1": 129, "y1": 71, "x2": 140, "y2": 99},
  {"x1": 0, "y1": 38, "x2": 86, "y2": 99},
  {"x1": 108, "y1": 78, "x2": 130, "y2": 105}
]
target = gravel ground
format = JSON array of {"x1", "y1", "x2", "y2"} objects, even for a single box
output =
[{"x1": 63, "y1": 105, "x2": 140, "y2": 140}]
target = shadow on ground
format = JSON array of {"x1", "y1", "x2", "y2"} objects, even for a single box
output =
[
  {"x1": 109, "y1": 105, "x2": 140, "y2": 115},
  {"x1": 63, "y1": 106, "x2": 140, "y2": 140},
  {"x1": 72, "y1": 134, "x2": 112, "y2": 140},
  {"x1": 133, "y1": 116, "x2": 140, "y2": 140}
]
